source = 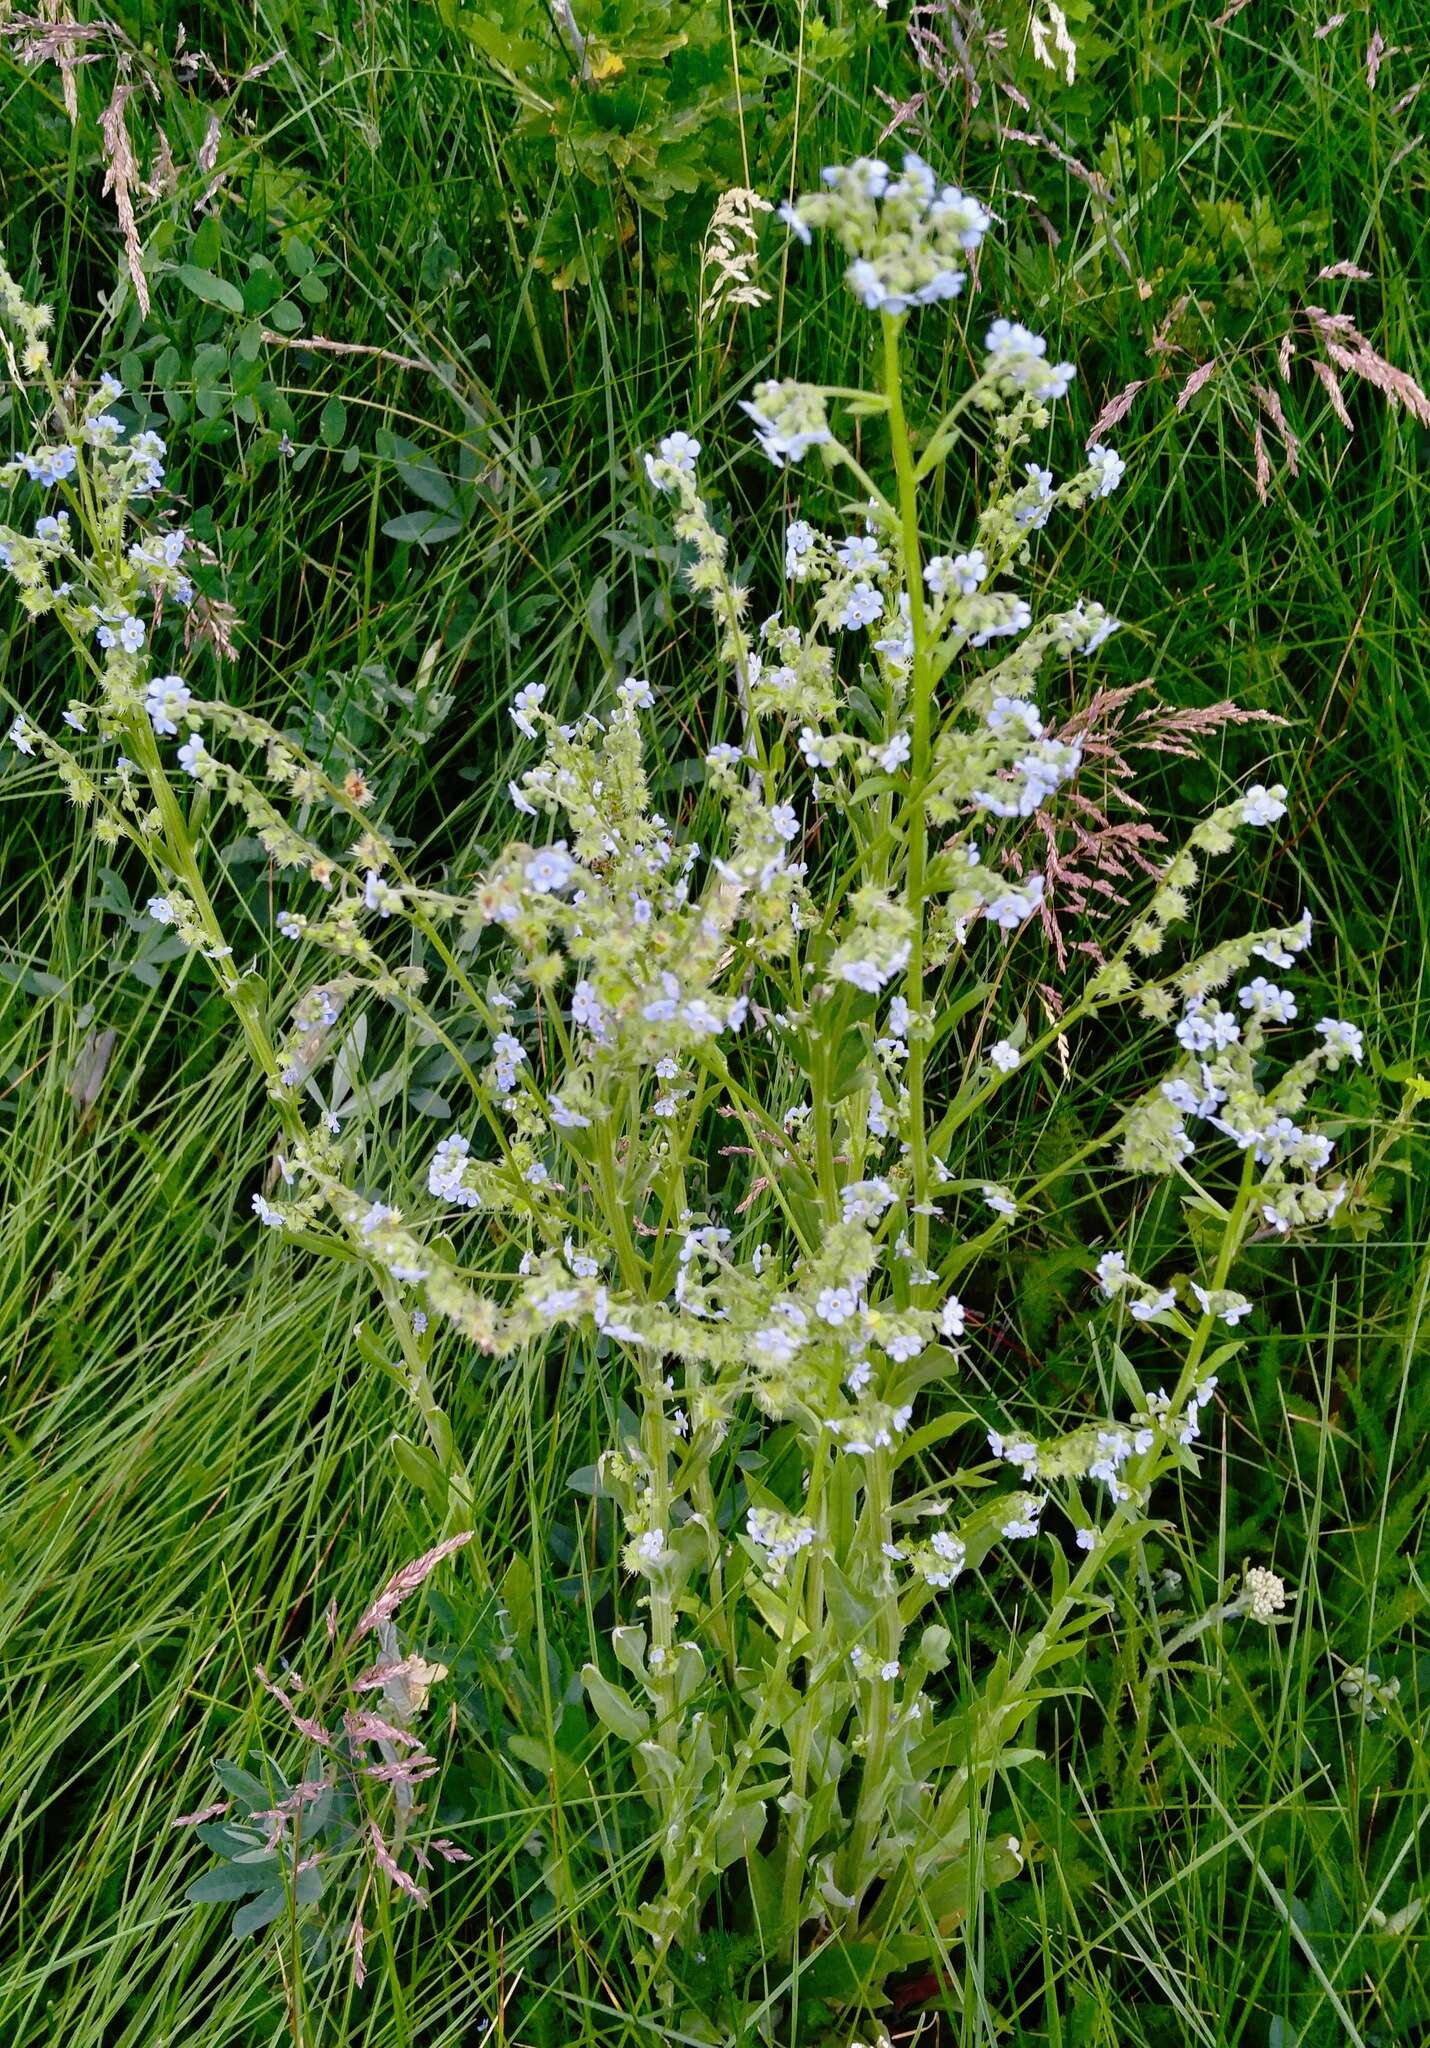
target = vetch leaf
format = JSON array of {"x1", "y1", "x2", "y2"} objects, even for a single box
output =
[
  {"x1": 392, "y1": 443, "x2": 456, "y2": 510},
  {"x1": 186, "y1": 1863, "x2": 275, "y2": 1904},
  {"x1": 231, "y1": 1888, "x2": 286, "y2": 1938},
  {"x1": 191, "y1": 213, "x2": 222, "y2": 269},
  {"x1": 176, "y1": 265, "x2": 244, "y2": 315},
  {"x1": 211, "y1": 1760, "x2": 272, "y2": 1814},
  {"x1": 381, "y1": 508, "x2": 466, "y2": 547}
]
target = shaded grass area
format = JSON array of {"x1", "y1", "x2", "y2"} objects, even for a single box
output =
[{"x1": 1, "y1": 1, "x2": 1427, "y2": 2041}]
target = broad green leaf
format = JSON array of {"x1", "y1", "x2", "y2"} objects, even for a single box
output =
[
  {"x1": 176, "y1": 265, "x2": 244, "y2": 315},
  {"x1": 232, "y1": 1888, "x2": 286, "y2": 1938},
  {"x1": 242, "y1": 266, "x2": 282, "y2": 316},
  {"x1": 191, "y1": 213, "x2": 222, "y2": 269},
  {"x1": 610, "y1": 1624, "x2": 647, "y2": 1683},
  {"x1": 744, "y1": 1571, "x2": 808, "y2": 1647},
  {"x1": 211, "y1": 1760, "x2": 271, "y2": 1814},
  {"x1": 381, "y1": 508, "x2": 466, "y2": 546},
  {"x1": 714, "y1": 1799, "x2": 766, "y2": 1870},
  {"x1": 390, "y1": 1431, "x2": 448, "y2": 1509},
  {"x1": 196, "y1": 1822, "x2": 266, "y2": 1858},
  {"x1": 822, "y1": 1557, "x2": 876, "y2": 1637},
  {"x1": 0, "y1": 962, "x2": 66, "y2": 998},
  {"x1": 582, "y1": 1664, "x2": 650, "y2": 1743},
  {"x1": 186, "y1": 1863, "x2": 274, "y2": 1904},
  {"x1": 435, "y1": 0, "x2": 542, "y2": 70},
  {"x1": 392, "y1": 443, "x2": 456, "y2": 510},
  {"x1": 567, "y1": 1462, "x2": 615, "y2": 1498},
  {"x1": 192, "y1": 342, "x2": 229, "y2": 384},
  {"x1": 896, "y1": 1409, "x2": 976, "y2": 1465}
]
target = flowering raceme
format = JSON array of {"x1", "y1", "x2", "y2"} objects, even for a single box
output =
[{"x1": 0, "y1": 164, "x2": 1367, "y2": 2032}]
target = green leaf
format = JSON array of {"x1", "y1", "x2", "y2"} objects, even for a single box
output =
[
  {"x1": 896, "y1": 1408, "x2": 975, "y2": 1466},
  {"x1": 822, "y1": 1557, "x2": 876, "y2": 1637},
  {"x1": 797, "y1": 1940, "x2": 880, "y2": 1998},
  {"x1": 670, "y1": 1641, "x2": 705, "y2": 1708},
  {"x1": 232, "y1": 1888, "x2": 286, "y2": 1938},
  {"x1": 192, "y1": 342, "x2": 229, "y2": 385},
  {"x1": 714, "y1": 1799, "x2": 766, "y2": 1870},
  {"x1": 320, "y1": 396, "x2": 348, "y2": 448},
  {"x1": 211, "y1": 1760, "x2": 272, "y2": 1814},
  {"x1": 500, "y1": 1552, "x2": 535, "y2": 1644},
  {"x1": 196, "y1": 1822, "x2": 265, "y2": 1858},
  {"x1": 392, "y1": 443, "x2": 456, "y2": 510},
  {"x1": 507, "y1": 1735, "x2": 549, "y2": 1774},
  {"x1": 508, "y1": 1733, "x2": 584, "y2": 1789},
  {"x1": 176, "y1": 265, "x2": 244, "y2": 315},
  {"x1": 581, "y1": 1664, "x2": 650, "y2": 1743},
  {"x1": 567, "y1": 1462, "x2": 615, "y2": 1498},
  {"x1": 915, "y1": 1623, "x2": 952, "y2": 1673},
  {"x1": 191, "y1": 213, "x2": 222, "y2": 269},
  {"x1": 0, "y1": 962, "x2": 66, "y2": 998},
  {"x1": 242, "y1": 265, "x2": 282, "y2": 316},
  {"x1": 928, "y1": 980, "x2": 995, "y2": 1047},
  {"x1": 390, "y1": 1430, "x2": 448, "y2": 1509},
  {"x1": 267, "y1": 298, "x2": 305, "y2": 335},
  {"x1": 381, "y1": 508, "x2": 466, "y2": 546},
  {"x1": 351, "y1": 1322, "x2": 392, "y2": 1372},
  {"x1": 610, "y1": 1624, "x2": 647, "y2": 1683},
  {"x1": 745, "y1": 1843, "x2": 783, "y2": 1939},
  {"x1": 186, "y1": 1863, "x2": 275, "y2": 1903},
  {"x1": 436, "y1": 0, "x2": 542, "y2": 70},
  {"x1": 1108, "y1": 1341, "x2": 1146, "y2": 1408},
  {"x1": 744, "y1": 1572, "x2": 807, "y2": 1647}
]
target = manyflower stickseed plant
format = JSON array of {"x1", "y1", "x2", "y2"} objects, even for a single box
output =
[{"x1": 0, "y1": 150, "x2": 1370, "y2": 2033}]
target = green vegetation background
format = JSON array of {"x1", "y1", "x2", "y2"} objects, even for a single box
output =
[{"x1": 0, "y1": 1, "x2": 1427, "y2": 2042}]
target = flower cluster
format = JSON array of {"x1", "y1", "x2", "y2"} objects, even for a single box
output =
[
  {"x1": 1117, "y1": 907, "x2": 1357, "y2": 1230},
  {"x1": 1340, "y1": 1664, "x2": 1400, "y2": 1722},
  {"x1": 1241, "y1": 1565, "x2": 1289, "y2": 1623},
  {"x1": 781, "y1": 153, "x2": 991, "y2": 313},
  {"x1": 0, "y1": 249, "x2": 52, "y2": 377}
]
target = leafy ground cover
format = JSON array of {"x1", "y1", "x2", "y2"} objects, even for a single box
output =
[{"x1": 1, "y1": 3, "x2": 1427, "y2": 2043}]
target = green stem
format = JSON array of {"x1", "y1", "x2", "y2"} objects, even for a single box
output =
[
  {"x1": 837, "y1": 1444, "x2": 900, "y2": 1921},
  {"x1": 118, "y1": 708, "x2": 477, "y2": 1519},
  {"x1": 883, "y1": 313, "x2": 934, "y2": 1269}
]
